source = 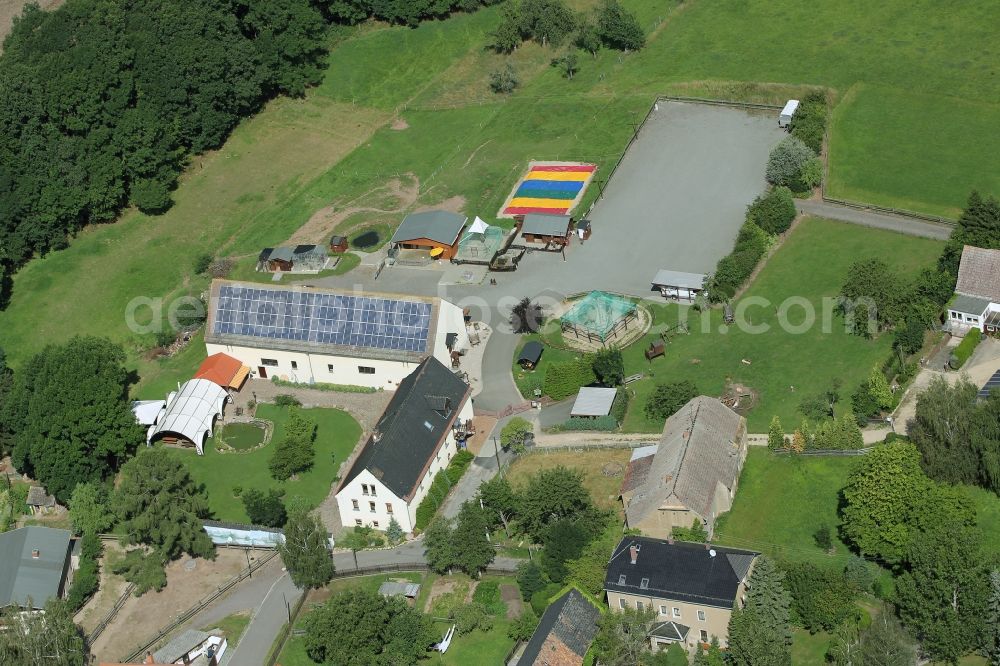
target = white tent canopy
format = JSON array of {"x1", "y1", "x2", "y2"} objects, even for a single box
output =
[
  {"x1": 147, "y1": 379, "x2": 229, "y2": 455},
  {"x1": 467, "y1": 216, "x2": 489, "y2": 235}
]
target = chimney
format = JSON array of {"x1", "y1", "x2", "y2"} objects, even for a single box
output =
[
  {"x1": 629, "y1": 545, "x2": 638, "y2": 565},
  {"x1": 704, "y1": 542, "x2": 712, "y2": 550},
  {"x1": 667, "y1": 536, "x2": 674, "y2": 545},
  {"x1": 31, "y1": 549, "x2": 39, "y2": 559},
  {"x1": 145, "y1": 652, "x2": 155, "y2": 664}
]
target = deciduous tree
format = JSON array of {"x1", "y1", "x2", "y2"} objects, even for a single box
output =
[
  {"x1": 5, "y1": 337, "x2": 143, "y2": 502},
  {"x1": 424, "y1": 515, "x2": 459, "y2": 574},
  {"x1": 499, "y1": 417, "x2": 533, "y2": 454},
  {"x1": 114, "y1": 447, "x2": 214, "y2": 560},
  {"x1": 0, "y1": 598, "x2": 86, "y2": 666},
  {"x1": 644, "y1": 380, "x2": 698, "y2": 421},
  {"x1": 986, "y1": 569, "x2": 1000, "y2": 666},
  {"x1": 592, "y1": 346, "x2": 624, "y2": 386},
  {"x1": 593, "y1": 605, "x2": 655, "y2": 666},
  {"x1": 452, "y1": 501, "x2": 496, "y2": 575},
  {"x1": 269, "y1": 408, "x2": 316, "y2": 480},
  {"x1": 518, "y1": 466, "x2": 595, "y2": 539},
  {"x1": 279, "y1": 508, "x2": 333, "y2": 589},
  {"x1": 857, "y1": 609, "x2": 915, "y2": 666},
  {"x1": 595, "y1": 0, "x2": 645, "y2": 51},
  {"x1": 69, "y1": 482, "x2": 115, "y2": 536},
  {"x1": 241, "y1": 488, "x2": 287, "y2": 528}
]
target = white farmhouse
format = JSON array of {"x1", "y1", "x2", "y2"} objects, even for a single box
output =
[
  {"x1": 204, "y1": 280, "x2": 468, "y2": 390},
  {"x1": 335, "y1": 356, "x2": 474, "y2": 534},
  {"x1": 947, "y1": 245, "x2": 1000, "y2": 335}
]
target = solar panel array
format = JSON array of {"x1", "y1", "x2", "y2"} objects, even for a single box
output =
[
  {"x1": 213, "y1": 284, "x2": 432, "y2": 353},
  {"x1": 980, "y1": 369, "x2": 1000, "y2": 399}
]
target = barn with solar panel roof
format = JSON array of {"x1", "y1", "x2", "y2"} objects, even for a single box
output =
[{"x1": 204, "y1": 280, "x2": 469, "y2": 389}]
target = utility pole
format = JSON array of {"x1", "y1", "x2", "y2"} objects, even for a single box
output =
[{"x1": 493, "y1": 436, "x2": 504, "y2": 479}]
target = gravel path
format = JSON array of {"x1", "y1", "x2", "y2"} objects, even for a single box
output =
[{"x1": 795, "y1": 199, "x2": 953, "y2": 240}]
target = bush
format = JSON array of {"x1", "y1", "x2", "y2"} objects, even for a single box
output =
[
  {"x1": 843, "y1": 555, "x2": 877, "y2": 593},
  {"x1": 746, "y1": 186, "x2": 796, "y2": 235},
  {"x1": 766, "y1": 136, "x2": 816, "y2": 188},
  {"x1": 610, "y1": 389, "x2": 630, "y2": 424},
  {"x1": 508, "y1": 609, "x2": 540, "y2": 641},
  {"x1": 790, "y1": 91, "x2": 828, "y2": 154},
  {"x1": 489, "y1": 64, "x2": 519, "y2": 94},
  {"x1": 269, "y1": 409, "x2": 316, "y2": 480},
  {"x1": 270, "y1": 378, "x2": 377, "y2": 394},
  {"x1": 591, "y1": 347, "x2": 624, "y2": 386},
  {"x1": 785, "y1": 562, "x2": 858, "y2": 632},
  {"x1": 273, "y1": 393, "x2": 303, "y2": 407},
  {"x1": 453, "y1": 602, "x2": 494, "y2": 635},
  {"x1": 552, "y1": 416, "x2": 618, "y2": 432},
  {"x1": 644, "y1": 380, "x2": 699, "y2": 421},
  {"x1": 671, "y1": 519, "x2": 707, "y2": 543},
  {"x1": 500, "y1": 417, "x2": 533, "y2": 453},
  {"x1": 472, "y1": 581, "x2": 507, "y2": 617},
  {"x1": 810, "y1": 414, "x2": 865, "y2": 450},
  {"x1": 111, "y1": 549, "x2": 168, "y2": 596},
  {"x1": 707, "y1": 221, "x2": 770, "y2": 301},
  {"x1": 241, "y1": 488, "x2": 287, "y2": 527},
  {"x1": 517, "y1": 560, "x2": 547, "y2": 601},
  {"x1": 66, "y1": 533, "x2": 102, "y2": 611},
  {"x1": 951, "y1": 328, "x2": 981, "y2": 368},
  {"x1": 799, "y1": 158, "x2": 823, "y2": 189},
  {"x1": 542, "y1": 356, "x2": 596, "y2": 400},
  {"x1": 530, "y1": 582, "x2": 563, "y2": 615},
  {"x1": 596, "y1": 0, "x2": 645, "y2": 51},
  {"x1": 414, "y1": 451, "x2": 475, "y2": 530}
]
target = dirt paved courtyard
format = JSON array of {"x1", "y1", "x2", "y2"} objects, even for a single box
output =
[{"x1": 89, "y1": 549, "x2": 259, "y2": 663}]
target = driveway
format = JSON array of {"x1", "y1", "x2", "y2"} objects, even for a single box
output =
[
  {"x1": 223, "y1": 570, "x2": 300, "y2": 666},
  {"x1": 795, "y1": 199, "x2": 953, "y2": 240}
]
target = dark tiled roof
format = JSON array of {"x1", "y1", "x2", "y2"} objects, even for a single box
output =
[
  {"x1": 649, "y1": 621, "x2": 689, "y2": 641},
  {"x1": 339, "y1": 357, "x2": 470, "y2": 500},
  {"x1": 518, "y1": 341, "x2": 543, "y2": 364},
  {"x1": 391, "y1": 211, "x2": 467, "y2": 246},
  {"x1": 605, "y1": 537, "x2": 758, "y2": 610},
  {"x1": 520, "y1": 589, "x2": 601, "y2": 666},
  {"x1": 521, "y1": 213, "x2": 571, "y2": 237},
  {"x1": 620, "y1": 453, "x2": 654, "y2": 494},
  {"x1": 0, "y1": 526, "x2": 72, "y2": 608}
]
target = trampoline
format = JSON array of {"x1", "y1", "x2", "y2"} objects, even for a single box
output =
[{"x1": 561, "y1": 291, "x2": 638, "y2": 344}]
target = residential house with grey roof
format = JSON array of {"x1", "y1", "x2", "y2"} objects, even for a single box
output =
[
  {"x1": 947, "y1": 245, "x2": 1000, "y2": 335},
  {"x1": 620, "y1": 396, "x2": 747, "y2": 539},
  {"x1": 516, "y1": 588, "x2": 601, "y2": 666},
  {"x1": 0, "y1": 526, "x2": 74, "y2": 609},
  {"x1": 604, "y1": 536, "x2": 758, "y2": 651},
  {"x1": 335, "y1": 356, "x2": 473, "y2": 533}
]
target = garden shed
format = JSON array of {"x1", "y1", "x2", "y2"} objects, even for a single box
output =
[
  {"x1": 651, "y1": 269, "x2": 706, "y2": 301},
  {"x1": 389, "y1": 210, "x2": 467, "y2": 260},
  {"x1": 515, "y1": 213, "x2": 572, "y2": 249},
  {"x1": 571, "y1": 387, "x2": 618, "y2": 418},
  {"x1": 561, "y1": 291, "x2": 638, "y2": 345},
  {"x1": 517, "y1": 341, "x2": 543, "y2": 369}
]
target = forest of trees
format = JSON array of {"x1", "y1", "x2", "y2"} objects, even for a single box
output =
[{"x1": 0, "y1": 0, "x2": 500, "y2": 301}]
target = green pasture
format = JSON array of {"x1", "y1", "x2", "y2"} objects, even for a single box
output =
[{"x1": 619, "y1": 217, "x2": 942, "y2": 432}]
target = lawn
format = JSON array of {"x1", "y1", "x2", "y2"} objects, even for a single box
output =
[
  {"x1": 276, "y1": 572, "x2": 517, "y2": 666},
  {"x1": 511, "y1": 333, "x2": 580, "y2": 399},
  {"x1": 200, "y1": 611, "x2": 251, "y2": 650},
  {"x1": 506, "y1": 449, "x2": 632, "y2": 513},
  {"x1": 179, "y1": 404, "x2": 361, "y2": 523},
  {"x1": 620, "y1": 217, "x2": 943, "y2": 432},
  {"x1": 792, "y1": 628, "x2": 833, "y2": 665},
  {"x1": 713, "y1": 448, "x2": 858, "y2": 562}
]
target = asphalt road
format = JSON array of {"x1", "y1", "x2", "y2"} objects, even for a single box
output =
[
  {"x1": 794, "y1": 199, "x2": 953, "y2": 240},
  {"x1": 223, "y1": 569, "x2": 300, "y2": 666}
]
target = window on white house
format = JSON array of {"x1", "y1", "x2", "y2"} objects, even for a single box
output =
[
  {"x1": 362, "y1": 484, "x2": 369, "y2": 495},
  {"x1": 700, "y1": 630, "x2": 708, "y2": 643},
  {"x1": 386, "y1": 504, "x2": 393, "y2": 514},
  {"x1": 291, "y1": 361, "x2": 298, "y2": 369},
  {"x1": 659, "y1": 605, "x2": 667, "y2": 616},
  {"x1": 370, "y1": 486, "x2": 376, "y2": 497},
  {"x1": 358, "y1": 366, "x2": 376, "y2": 374},
  {"x1": 636, "y1": 601, "x2": 644, "y2": 611},
  {"x1": 697, "y1": 610, "x2": 706, "y2": 621},
  {"x1": 619, "y1": 598, "x2": 627, "y2": 610},
  {"x1": 261, "y1": 358, "x2": 278, "y2": 367},
  {"x1": 355, "y1": 519, "x2": 362, "y2": 526},
  {"x1": 672, "y1": 608, "x2": 681, "y2": 619},
  {"x1": 369, "y1": 502, "x2": 376, "y2": 513},
  {"x1": 351, "y1": 500, "x2": 359, "y2": 511},
  {"x1": 373, "y1": 521, "x2": 379, "y2": 528}
]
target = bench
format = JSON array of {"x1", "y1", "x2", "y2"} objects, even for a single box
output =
[{"x1": 624, "y1": 373, "x2": 644, "y2": 385}]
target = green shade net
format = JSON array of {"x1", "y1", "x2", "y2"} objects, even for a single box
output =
[{"x1": 560, "y1": 291, "x2": 637, "y2": 341}]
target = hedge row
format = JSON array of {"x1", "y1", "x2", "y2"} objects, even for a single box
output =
[
  {"x1": 66, "y1": 533, "x2": 102, "y2": 611},
  {"x1": 414, "y1": 450, "x2": 476, "y2": 530},
  {"x1": 553, "y1": 415, "x2": 619, "y2": 432},
  {"x1": 953, "y1": 328, "x2": 982, "y2": 368},
  {"x1": 610, "y1": 389, "x2": 630, "y2": 424},
  {"x1": 543, "y1": 357, "x2": 596, "y2": 401},
  {"x1": 270, "y1": 378, "x2": 378, "y2": 394},
  {"x1": 707, "y1": 221, "x2": 771, "y2": 302},
  {"x1": 790, "y1": 91, "x2": 829, "y2": 155}
]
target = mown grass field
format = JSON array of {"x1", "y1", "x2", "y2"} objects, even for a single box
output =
[
  {"x1": 506, "y1": 448, "x2": 633, "y2": 513},
  {"x1": 2, "y1": 0, "x2": 997, "y2": 395},
  {"x1": 620, "y1": 217, "x2": 943, "y2": 432},
  {"x1": 179, "y1": 404, "x2": 360, "y2": 523}
]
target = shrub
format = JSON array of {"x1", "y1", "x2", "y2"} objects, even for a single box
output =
[
  {"x1": 542, "y1": 356, "x2": 596, "y2": 400},
  {"x1": 111, "y1": 549, "x2": 168, "y2": 596},
  {"x1": 500, "y1": 417, "x2": 533, "y2": 453},
  {"x1": 707, "y1": 221, "x2": 770, "y2": 301},
  {"x1": 671, "y1": 519, "x2": 707, "y2": 543},
  {"x1": 270, "y1": 378, "x2": 377, "y2": 394},
  {"x1": 453, "y1": 602, "x2": 494, "y2": 635},
  {"x1": 785, "y1": 562, "x2": 858, "y2": 632},
  {"x1": 610, "y1": 389, "x2": 630, "y2": 424},
  {"x1": 799, "y1": 158, "x2": 823, "y2": 189},
  {"x1": 66, "y1": 533, "x2": 102, "y2": 611},
  {"x1": 268, "y1": 409, "x2": 317, "y2": 480},
  {"x1": 193, "y1": 253, "x2": 213, "y2": 275},
  {"x1": 951, "y1": 328, "x2": 981, "y2": 368},
  {"x1": 414, "y1": 451, "x2": 475, "y2": 530},
  {"x1": 241, "y1": 488, "x2": 287, "y2": 527},
  {"x1": 489, "y1": 64, "x2": 519, "y2": 94},
  {"x1": 790, "y1": 91, "x2": 828, "y2": 154},
  {"x1": 517, "y1": 560, "x2": 547, "y2": 601},
  {"x1": 530, "y1": 582, "x2": 562, "y2": 615},
  {"x1": 644, "y1": 380, "x2": 699, "y2": 420},
  {"x1": 766, "y1": 136, "x2": 816, "y2": 188},
  {"x1": 746, "y1": 186, "x2": 796, "y2": 235},
  {"x1": 273, "y1": 393, "x2": 302, "y2": 407},
  {"x1": 508, "y1": 609, "x2": 540, "y2": 641},
  {"x1": 472, "y1": 581, "x2": 507, "y2": 617},
  {"x1": 596, "y1": 0, "x2": 645, "y2": 51},
  {"x1": 553, "y1": 416, "x2": 618, "y2": 432}
]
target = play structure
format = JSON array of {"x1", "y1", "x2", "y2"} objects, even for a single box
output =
[
  {"x1": 453, "y1": 216, "x2": 506, "y2": 265},
  {"x1": 499, "y1": 162, "x2": 596, "y2": 218},
  {"x1": 560, "y1": 291, "x2": 638, "y2": 346}
]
